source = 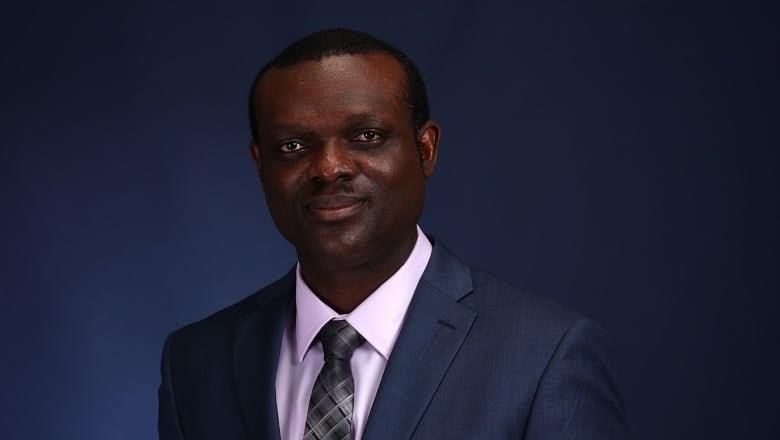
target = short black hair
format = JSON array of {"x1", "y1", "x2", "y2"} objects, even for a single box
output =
[{"x1": 248, "y1": 28, "x2": 430, "y2": 144}]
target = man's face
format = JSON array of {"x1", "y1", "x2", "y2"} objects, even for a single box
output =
[{"x1": 251, "y1": 53, "x2": 439, "y2": 269}]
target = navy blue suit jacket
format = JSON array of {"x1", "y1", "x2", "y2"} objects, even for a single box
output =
[{"x1": 158, "y1": 240, "x2": 628, "y2": 439}]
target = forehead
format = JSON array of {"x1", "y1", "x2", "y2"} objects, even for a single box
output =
[{"x1": 253, "y1": 53, "x2": 409, "y2": 128}]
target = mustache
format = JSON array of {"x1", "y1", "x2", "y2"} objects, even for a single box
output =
[
  {"x1": 299, "y1": 179, "x2": 370, "y2": 207},
  {"x1": 308, "y1": 179, "x2": 356, "y2": 195}
]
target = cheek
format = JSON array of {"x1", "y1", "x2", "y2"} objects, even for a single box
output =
[
  {"x1": 262, "y1": 169, "x2": 303, "y2": 209},
  {"x1": 364, "y1": 154, "x2": 425, "y2": 208},
  {"x1": 366, "y1": 143, "x2": 423, "y2": 181}
]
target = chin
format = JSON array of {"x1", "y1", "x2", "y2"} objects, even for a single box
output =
[{"x1": 295, "y1": 226, "x2": 371, "y2": 264}]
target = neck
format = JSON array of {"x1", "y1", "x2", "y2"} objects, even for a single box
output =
[{"x1": 298, "y1": 232, "x2": 418, "y2": 314}]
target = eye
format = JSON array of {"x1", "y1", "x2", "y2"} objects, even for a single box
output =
[
  {"x1": 279, "y1": 140, "x2": 305, "y2": 153},
  {"x1": 353, "y1": 130, "x2": 383, "y2": 143}
]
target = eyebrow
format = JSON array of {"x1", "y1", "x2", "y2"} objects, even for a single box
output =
[
  {"x1": 263, "y1": 112, "x2": 386, "y2": 134},
  {"x1": 261, "y1": 122, "x2": 315, "y2": 134},
  {"x1": 342, "y1": 112, "x2": 383, "y2": 125}
]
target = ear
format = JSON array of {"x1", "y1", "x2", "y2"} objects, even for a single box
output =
[
  {"x1": 417, "y1": 120, "x2": 441, "y2": 178},
  {"x1": 250, "y1": 142, "x2": 261, "y2": 163},
  {"x1": 250, "y1": 142, "x2": 264, "y2": 183}
]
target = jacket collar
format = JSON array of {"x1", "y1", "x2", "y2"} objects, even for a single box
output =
[
  {"x1": 233, "y1": 270, "x2": 293, "y2": 440},
  {"x1": 362, "y1": 238, "x2": 476, "y2": 439},
  {"x1": 231, "y1": 238, "x2": 476, "y2": 440}
]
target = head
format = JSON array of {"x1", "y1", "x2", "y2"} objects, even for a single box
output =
[
  {"x1": 248, "y1": 29, "x2": 440, "y2": 270},
  {"x1": 249, "y1": 28, "x2": 430, "y2": 144}
]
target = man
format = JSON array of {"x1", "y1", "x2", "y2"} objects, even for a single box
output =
[{"x1": 158, "y1": 29, "x2": 628, "y2": 439}]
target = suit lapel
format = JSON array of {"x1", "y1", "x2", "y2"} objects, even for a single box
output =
[
  {"x1": 233, "y1": 272, "x2": 293, "y2": 440},
  {"x1": 363, "y1": 242, "x2": 477, "y2": 440}
]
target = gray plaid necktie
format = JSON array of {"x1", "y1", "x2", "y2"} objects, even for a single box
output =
[{"x1": 304, "y1": 319, "x2": 365, "y2": 440}]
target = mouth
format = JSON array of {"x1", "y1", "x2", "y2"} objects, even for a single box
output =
[{"x1": 304, "y1": 195, "x2": 366, "y2": 222}]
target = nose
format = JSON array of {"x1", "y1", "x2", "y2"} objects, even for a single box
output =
[{"x1": 307, "y1": 140, "x2": 356, "y2": 184}]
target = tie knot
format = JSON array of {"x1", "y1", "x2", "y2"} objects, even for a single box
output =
[{"x1": 318, "y1": 320, "x2": 364, "y2": 361}]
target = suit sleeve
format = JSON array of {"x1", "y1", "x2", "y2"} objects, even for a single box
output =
[
  {"x1": 158, "y1": 335, "x2": 185, "y2": 440},
  {"x1": 524, "y1": 318, "x2": 629, "y2": 439}
]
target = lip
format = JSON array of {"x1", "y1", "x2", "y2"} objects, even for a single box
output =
[{"x1": 304, "y1": 195, "x2": 366, "y2": 222}]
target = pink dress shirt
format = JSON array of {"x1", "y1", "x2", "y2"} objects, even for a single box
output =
[{"x1": 275, "y1": 226, "x2": 433, "y2": 440}]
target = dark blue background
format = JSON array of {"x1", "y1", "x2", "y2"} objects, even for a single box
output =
[{"x1": 2, "y1": 1, "x2": 778, "y2": 438}]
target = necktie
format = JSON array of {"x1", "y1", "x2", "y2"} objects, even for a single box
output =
[{"x1": 304, "y1": 319, "x2": 365, "y2": 440}]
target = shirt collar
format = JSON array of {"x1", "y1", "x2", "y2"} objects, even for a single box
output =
[{"x1": 293, "y1": 226, "x2": 433, "y2": 362}]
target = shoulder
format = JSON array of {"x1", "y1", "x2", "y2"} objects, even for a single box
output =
[
  {"x1": 425, "y1": 238, "x2": 595, "y2": 353},
  {"x1": 165, "y1": 271, "x2": 293, "y2": 348},
  {"x1": 425, "y1": 237, "x2": 589, "y2": 337},
  {"x1": 465, "y1": 267, "x2": 592, "y2": 349},
  {"x1": 469, "y1": 268, "x2": 581, "y2": 327}
]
